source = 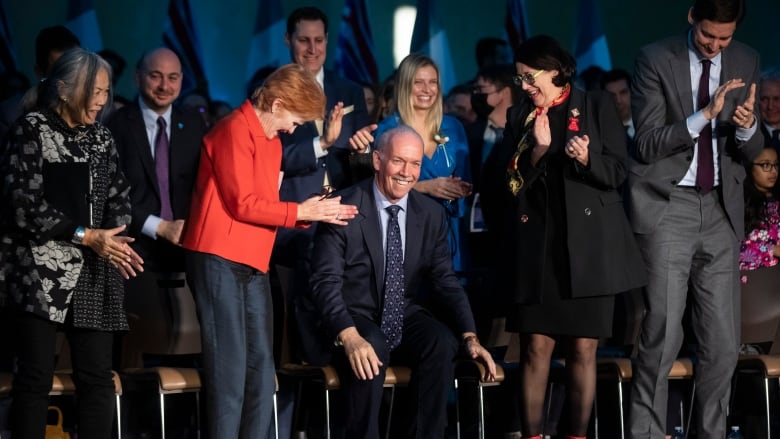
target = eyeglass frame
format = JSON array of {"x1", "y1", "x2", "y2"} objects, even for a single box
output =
[
  {"x1": 752, "y1": 162, "x2": 779, "y2": 172},
  {"x1": 513, "y1": 69, "x2": 545, "y2": 86}
]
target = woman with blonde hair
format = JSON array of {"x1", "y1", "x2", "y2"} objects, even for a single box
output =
[
  {"x1": 351, "y1": 53, "x2": 472, "y2": 272},
  {"x1": 182, "y1": 63, "x2": 358, "y2": 438}
]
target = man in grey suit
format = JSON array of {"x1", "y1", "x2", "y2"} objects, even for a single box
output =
[{"x1": 626, "y1": 0, "x2": 763, "y2": 437}]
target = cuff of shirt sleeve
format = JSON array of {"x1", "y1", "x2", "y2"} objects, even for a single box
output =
[
  {"x1": 686, "y1": 111, "x2": 710, "y2": 139},
  {"x1": 736, "y1": 119, "x2": 758, "y2": 142},
  {"x1": 142, "y1": 215, "x2": 163, "y2": 239},
  {"x1": 313, "y1": 136, "x2": 328, "y2": 159}
]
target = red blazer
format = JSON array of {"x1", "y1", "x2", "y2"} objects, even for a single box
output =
[{"x1": 182, "y1": 100, "x2": 301, "y2": 272}]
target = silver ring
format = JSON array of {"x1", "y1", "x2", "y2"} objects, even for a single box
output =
[{"x1": 107, "y1": 254, "x2": 113, "y2": 261}]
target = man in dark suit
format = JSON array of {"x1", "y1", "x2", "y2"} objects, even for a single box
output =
[
  {"x1": 308, "y1": 126, "x2": 495, "y2": 439},
  {"x1": 108, "y1": 47, "x2": 206, "y2": 365},
  {"x1": 759, "y1": 69, "x2": 780, "y2": 151},
  {"x1": 625, "y1": 1, "x2": 764, "y2": 438}
]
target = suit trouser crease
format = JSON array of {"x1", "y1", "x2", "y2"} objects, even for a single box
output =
[{"x1": 629, "y1": 188, "x2": 739, "y2": 439}]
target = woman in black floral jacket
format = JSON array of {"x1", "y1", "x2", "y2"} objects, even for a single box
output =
[{"x1": 0, "y1": 48, "x2": 143, "y2": 439}]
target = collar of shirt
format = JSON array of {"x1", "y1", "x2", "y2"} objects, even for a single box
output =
[
  {"x1": 372, "y1": 181, "x2": 409, "y2": 254},
  {"x1": 138, "y1": 97, "x2": 173, "y2": 154},
  {"x1": 315, "y1": 68, "x2": 325, "y2": 90}
]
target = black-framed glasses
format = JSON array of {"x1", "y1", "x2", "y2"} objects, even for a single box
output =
[
  {"x1": 513, "y1": 70, "x2": 545, "y2": 86},
  {"x1": 753, "y1": 162, "x2": 779, "y2": 172}
]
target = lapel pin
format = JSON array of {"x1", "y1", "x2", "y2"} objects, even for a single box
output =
[
  {"x1": 571, "y1": 108, "x2": 580, "y2": 117},
  {"x1": 178, "y1": 122, "x2": 184, "y2": 129}
]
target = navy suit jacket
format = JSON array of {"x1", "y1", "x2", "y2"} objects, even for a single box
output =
[
  {"x1": 274, "y1": 71, "x2": 370, "y2": 265},
  {"x1": 278, "y1": 71, "x2": 369, "y2": 199},
  {"x1": 304, "y1": 179, "x2": 476, "y2": 363},
  {"x1": 108, "y1": 102, "x2": 206, "y2": 271}
]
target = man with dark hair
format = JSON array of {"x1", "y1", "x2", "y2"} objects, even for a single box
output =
[
  {"x1": 0, "y1": 25, "x2": 80, "y2": 141},
  {"x1": 600, "y1": 68, "x2": 635, "y2": 142},
  {"x1": 626, "y1": 0, "x2": 763, "y2": 437},
  {"x1": 475, "y1": 37, "x2": 513, "y2": 70}
]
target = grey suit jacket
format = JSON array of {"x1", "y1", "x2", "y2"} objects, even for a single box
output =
[{"x1": 626, "y1": 34, "x2": 763, "y2": 236}]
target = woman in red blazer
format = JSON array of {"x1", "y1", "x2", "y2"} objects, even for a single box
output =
[{"x1": 182, "y1": 64, "x2": 357, "y2": 438}]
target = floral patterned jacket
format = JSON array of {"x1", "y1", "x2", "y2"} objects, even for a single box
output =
[
  {"x1": 740, "y1": 200, "x2": 780, "y2": 272},
  {"x1": 0, "y1": 109, "x2": 131, "y2": 328}
]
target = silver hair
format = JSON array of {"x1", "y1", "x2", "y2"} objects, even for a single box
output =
[
  {"x1": 375, "y1": 125, "x2": 423, "y2": 154},
  {"x1": 22, "y1": 47, "x2": 113, "y2": 121}
]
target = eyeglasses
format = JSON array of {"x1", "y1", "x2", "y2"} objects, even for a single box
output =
[
  {"x1": 513, "y1": 70, "x2": 545, "y2": 86},
  {"x1": 309, "y1": 185, "x2": 336, "y2": 200},
  {"x1": 753, "y1": 162, "x2": 779, "y2": 172}
]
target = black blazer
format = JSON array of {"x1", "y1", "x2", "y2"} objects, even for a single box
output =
[
  {"x1": 108, "y1": 102, "x2": 206, "y2": 271},
  {"x1": 481, "y1": 87, "x2": 647, "y2": 303},
  {"x1": 304, "y1": 179, "x2": 476, "y2": 363}
]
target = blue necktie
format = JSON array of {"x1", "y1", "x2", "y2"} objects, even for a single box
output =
[
  {"x1": 155, "y1": 116, "x2": 173, "y2": 220},
  {"x1": 381, "y1": 205, "x2": 405, "y2": 350}
]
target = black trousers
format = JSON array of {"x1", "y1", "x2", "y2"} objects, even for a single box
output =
[
  {"x1": 331, "y1": 311, "x2": 459, "y2": 439},
  {"x1": 11, "y1": 311, "x2": 115, "y2": 439}
]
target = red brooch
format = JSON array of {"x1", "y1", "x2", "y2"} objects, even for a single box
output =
[{"x1": 568, "y1": 116, "x2": 580, "y2": 132}]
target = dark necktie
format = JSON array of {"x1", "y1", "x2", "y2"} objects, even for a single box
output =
[
  {"x1": 771, "y1": 129, "x2": 780, "y2": 151},
  {"x1": 380, "y1": 205, "x2": 405, "y2": 350},
  {"x1": 696, "y1": 59, "x2": 714, "y2": 194},
  {"x1": 155, "y1": 116, "x2": 173, "y2": 220}
]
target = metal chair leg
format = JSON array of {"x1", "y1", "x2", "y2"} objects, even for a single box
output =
[
  {"x1": 455, "y1": 378, "x2": 462, "y2": 439},
  {"x1": 115, "y1": 393, "x2": 122, "y2": 439},
  {"x1": 160, "y1": 393, "x2": 166, "y2": 439},
  {"x1": 325, "y1": 388, "x2": 331, "y2": 439},
  {"x1": 477, "y1": 383, "x2": 485, "y2": 439},
  {"x1": 385, "y1": 386, "x2": 396, "y2": 439},
  {"x1": 618, "y1": 381, "x2": 625, "y2": 439},
  {"x1": 195, "y1": 391, "x2": 201, "y2": 439},
  {"x1": 273, "y1": 391, "x2": 279, "y2": 439}
]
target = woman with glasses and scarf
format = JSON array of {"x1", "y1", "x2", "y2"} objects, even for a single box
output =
[{"x1": 481, "y1": 35, "x2": 646, "y2": 439}]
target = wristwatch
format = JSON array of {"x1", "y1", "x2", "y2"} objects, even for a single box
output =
[{"x1": 71, "y1": 226, "x2": 86, "y2": 245}]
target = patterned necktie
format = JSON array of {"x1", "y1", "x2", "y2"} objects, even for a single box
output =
[
  {"x1": 381, "y1": 205, "x2": 405, "y2": 350},
  {"x1": 696, "y1": 59, "x2": 714, "y2": 194},
  {"x1": 155, "y1": 116, "x2": 173, "y2": 220}
]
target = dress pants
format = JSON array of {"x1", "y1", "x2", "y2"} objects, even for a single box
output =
[
  {"x1": 186, "y1": 251, "x2": 275, "y2": 439},
  {"x1": 331, "y1": 311, "x2": 459, "y2": 439},
  {"x1": 629, "y1": 187, "x2": 740, "y2": 439},
  {"x1": 11, "y1": 311, "x2": 115, "y2": 439}
]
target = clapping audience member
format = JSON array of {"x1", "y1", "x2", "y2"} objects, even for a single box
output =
[
  {"x1": 181, "y1": 63, "x2": 358, "y2": 438},
  {"x1": 1, "y1": 48, "x2": 143, "y2": 439},
  {"x1": 351, "y1": 53, "x2": 473, "y2": 274},
  {"x1": 625, "y1": 1, "x2": 763, "y2": 437},
  {"x1": 480, "y1": 35, "x2": 646, "y2": 439}
]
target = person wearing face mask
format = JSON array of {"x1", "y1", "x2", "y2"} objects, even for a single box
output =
[{"x1": 480, "y1": 35, "x2": 646, "y2": 439}]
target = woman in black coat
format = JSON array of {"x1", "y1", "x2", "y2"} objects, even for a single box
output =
[{"x1": 481, "y1": 35, "x2": 646, "y2": 439}]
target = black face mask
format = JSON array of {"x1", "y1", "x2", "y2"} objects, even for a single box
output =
[{"x1": 471, "y1": 93, "x2": 494, "y2": 119}]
